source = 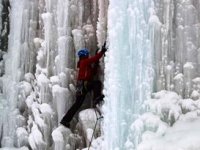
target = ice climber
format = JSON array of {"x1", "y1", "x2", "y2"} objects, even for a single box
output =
[{"x1": 60, "y1": 43, "x2": 107, "y2": 128}]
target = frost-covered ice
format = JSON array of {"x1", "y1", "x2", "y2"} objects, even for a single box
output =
[
  {"x1": 103, "y1": 0, "x2": 200, "y2": 149},
  {"x1": 136, "y1": 91, "x2": 200, "y2": 150},
  {"x1": 104, "y1": 0, "x2": 155, "y2": 149},
  {"x1": 138, "y1": 118, "x2": 200, "y2": 150},
  {"x1": 0, "y1": 0, "x2": 108, "y2": 149},
  {"x1": 78, "y1": 109, "x2": 102, "y2": 147},
  {"x1": 1, "y1": 0, "x2": 200, "y2": 150}
]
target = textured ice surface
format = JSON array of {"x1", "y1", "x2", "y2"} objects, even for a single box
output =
[
  {"x1": 103, "y1": 0, "x2": 200, "y2": 149},
  {"x1": 78, "y1": 109, "x2": 102, "y2": 147},
  {"x1": 137, "y1": 91, "x2": 200, "y2": 150},
  {"x1": 2, "y1": 0, "x2": 200, "y2": 149},
  {"x1": 103, "y1": 0, "x2": 155, "y2": 149},
  {"x1": 1, "y1": 0, "x2": 107, "y2": 149}
]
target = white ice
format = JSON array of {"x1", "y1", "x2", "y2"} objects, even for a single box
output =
[{"x1": 1, "y1": 0, "x2": 200, "y2": 150}]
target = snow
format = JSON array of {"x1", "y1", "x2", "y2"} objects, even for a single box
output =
[
  {"x1": 132, "y1": 90, "x2": 200, "y2": 150},
  {"x1": 1, "y1": 0, "x2": 200, "y2": 149},
  {"x1": 146, "y1": 91, "x2": 182, "y2": 124},
  {"x1": 192, "y1": 77, "x2": 200, "y2": 83},
  {"x1": 179, "y1": 99, "x2": 197, "y2": 113},
  {"x1": 184, "y1": 62, "x2": 194, "y2": 69},
  {"x1": 174, "y1": 73, "x2": 184, "y2": 80},
  {"x1": 138, "y1": 117, "x2": 200, "y2": 150}
]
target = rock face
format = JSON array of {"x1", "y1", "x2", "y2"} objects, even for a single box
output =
[{"x1": 0, "y1": 0, "x2": 10, "y2": 52}]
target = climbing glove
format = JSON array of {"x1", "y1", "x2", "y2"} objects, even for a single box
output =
[{"x1": 101, "y1": 42, "x2": 107, "y2": 53}]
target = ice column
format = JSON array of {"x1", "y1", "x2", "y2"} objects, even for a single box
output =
[
  {"x1": 104, "y1": 1, "x2": 156, "y2": 149},
  {"x1": 1, "y1": 0, "x2": 26, "y2": 147},
  {"x1": 1, "y1": 0, "x2": 44, "y2": 148},
  {"x1": 153, "y1": 0, "x2": 200, "y2": 98},
  {"x1": 96, "y1": 0, "x2": 108, "y2": 48}
]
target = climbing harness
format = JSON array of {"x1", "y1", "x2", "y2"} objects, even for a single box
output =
[{"x1": 88, "y1": 108, "x2": 103, "y2": 150}]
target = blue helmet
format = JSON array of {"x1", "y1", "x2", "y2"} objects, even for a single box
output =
[{"x1": 78, "y1": 48, "x2": 89, "y2": 57}]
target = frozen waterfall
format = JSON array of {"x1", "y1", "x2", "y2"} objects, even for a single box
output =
[
  {"x1": 103, "y1": 1, "x2": 155, "y2": 149},
  {"x1": 0, "y1": 0, "x2": 107, "y2": 149},
  {"x1": 1, "y1": 0, "x2": 200, "y2": 150}
]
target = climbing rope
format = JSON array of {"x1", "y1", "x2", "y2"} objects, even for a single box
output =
[{"x1": 88, "y1": 108, "x2": 103, "y2": 150}]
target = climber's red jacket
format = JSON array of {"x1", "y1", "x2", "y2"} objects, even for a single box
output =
[{"x1": 77, "y1": 51, "x2": 104, "y2": 81}]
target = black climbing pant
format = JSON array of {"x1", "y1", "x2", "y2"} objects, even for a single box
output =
[{"x1": 60, "y1": 80, "x2": 103, "y2": 125}]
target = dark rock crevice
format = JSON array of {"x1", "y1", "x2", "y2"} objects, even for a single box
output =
[{"x1": 0, "y1": 0, "x2": 10, "y2": 52}]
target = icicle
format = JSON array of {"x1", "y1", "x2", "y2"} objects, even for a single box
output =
[
  {"x1": 104, "y1": 0, "x2": 155, "y2": 149},
  {"x1": 96, "y1": 0, "x2": 108, "y2": 48}
]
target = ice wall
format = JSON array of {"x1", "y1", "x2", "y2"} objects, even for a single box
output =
[
  {"x1": 3, "y1": 0, "x2": 200, "y2": 149},
  {"x1": 153, "y1": 0, "x2": 200, "y2": 99},
  {"x1": 113, "y1": 0, "x2": 200, "y2": 149},
  {"x1": 0, "y1": 0, "x2": 35, "y2": 147},
  {"x1": 29, "y1": 0, "x2": 101, "y2": 149},
  {"x1": 103, "y1": 0, "x2": 200, "y2": 149},
  {"x1": 103, "y1": 1, "x2": 157, "y2": 149},
  {"x1": 0, "y1": 0, "x2": 108, "y2": 149}
]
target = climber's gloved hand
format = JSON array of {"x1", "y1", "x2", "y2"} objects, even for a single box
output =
[
  {"x1": 95, "y1": 48, "x2": 100, "y2": 54},
  {"x1": 101, "y1": 42, "x2": 107, "y2": 53}
]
